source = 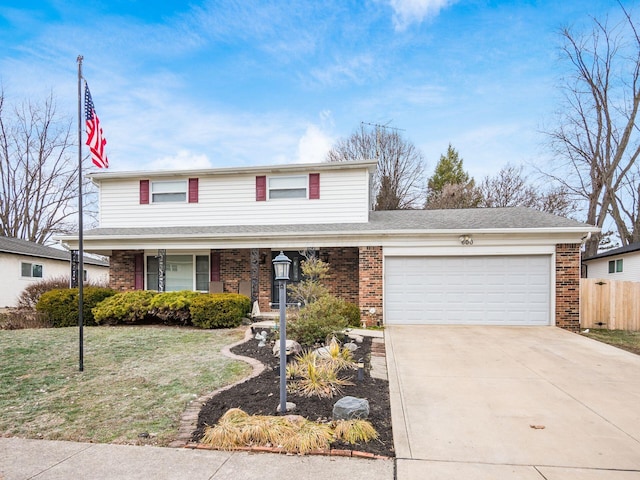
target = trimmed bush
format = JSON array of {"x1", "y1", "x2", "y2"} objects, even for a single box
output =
[
  {"x1": 190, "y1": 293, "x2": 251, "y2": 329},
  {"x1": 36, "y1": 287, "x2": 116, "y2": 327},
  {"x1": 148, "y1": 290, "x2": 201, "y2": 326},
  {"x1": 287, "y1": 295, "x2": 350, "y2": 346},
  {"x1": 92, "y1": 290, "x2": 157, "y2": 325}
]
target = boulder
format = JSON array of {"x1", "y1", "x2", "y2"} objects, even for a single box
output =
[
  {"x1": 332, "y1": 396, "x2": 370, "y2": 420},
  {"x1": 343, "y1": 341, "x2": 359, "y2": 352},
  {"x1": 272, "y1": 340, "x2": 302, "y2": 358}
]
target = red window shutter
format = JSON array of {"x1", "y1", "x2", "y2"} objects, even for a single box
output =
[
  {"x1": 134, "y1": 253, "x2": 144, "y2": 290},
  {"x1": 309, "y1": 173, "x2": 320, "y2": 199},
  {"x1": 210, "y1": 251, "x2": 221, "y2": 282},
  {"x1": 256, "y1": 176, "x2": 266, "y2": 201},
  {"x1": 188, "y1": 178, "x2": 199, "y2": 203},
  {"x1": 139, "y1": 180, "x2": 149, "y2": 204}
]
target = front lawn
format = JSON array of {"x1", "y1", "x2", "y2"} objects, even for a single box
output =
[
  {"x1": 582, "y1": 329, "x2": 640, "y2": 356},
  {"x1": 0, "y1": 326, "x2": 249, "y2": 445}
]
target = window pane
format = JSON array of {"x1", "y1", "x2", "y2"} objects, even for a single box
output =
[
  {"x1": 152, "y1": 192, "x2": 187, "y2": 203},
  {"x1": 152, "y1": 181, "x2": 187, "y2": 193},
  {"x1": 269, "y1": 176, "x2": 306, "y2": 189},
  {"x1": 21, "y1": 262, "x2": 31, "y2": 277},
  {"x1": 616, "y1": 259, "x2": 623, "y2": 272},
  {"x1": 196, "y1": 255, "x2": 209, "y2": 291},
  {"x1": 269, "y1": 188, "x2": 306, "y2": 199},
  {"x1": 147, "y1": 257, "x2": 159, "y2": 290},
  {"x1": 32, "y1": 264, "x2": 43, "y2": 278},
  {"x1": 609, "y1": 261, "x2": 615, "y2": 273},
  {"x1": 166, "y1": 255, "x2": 193, "y2": 291}
]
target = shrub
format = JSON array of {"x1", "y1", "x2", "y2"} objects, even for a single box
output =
[
  {"x1": 287, "y1": 295, "x2": 350, "y2": 346},
  {"x1": 190, "y1": 293, "x2": 251, "y2": 329},
  {"x1": 339, "y1": 302, "x2": 361, "y2": 328},
  {"x1": 17, "y1": 276, "x2": 70, "y2": 309},
  {"x1": 36, "y1": 287, "x2": 116, "y2": 327},
  {"x1": 92, "y1": 290, "x2": 157, "y2": 325},
  {"x1": 0, "y1": 308, "x2": 53, "y2": 330},
  {"x1": 148, "y1": 290, "x2": 201, "y2": 325}
]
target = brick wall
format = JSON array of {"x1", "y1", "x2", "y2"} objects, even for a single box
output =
[
  {"x1": 359, "y1": 246, "x2": 383, "y2": 327},
  {"x1": 556, "y1": 243, "x2": 581, "y2": 331},
  {"x1": 109, "y1": 250, "x2": 141, "y2": 291},
  {"x1": 218, "y1": 249, "x2": 251, "y2": 294},
  {"x1": 323, "y1": 247, "x2": 359, "y2": 305}
]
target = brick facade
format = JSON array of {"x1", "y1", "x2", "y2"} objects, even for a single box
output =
[
  {"x1": 358, "y1": 246, "x2": 383, "y2": 327},
  {"x1": 107, "y1": 244, "x2": 581, "y2": 331},
  {"x1": 323, "y1": 247, "x2": 359, "y2": 305},
  {"x1": 109, "y1": 250, "x2": 142, "y2": 291},
  {"x1": 555, "y1": 243, "x2": 581, "y2": 331}
]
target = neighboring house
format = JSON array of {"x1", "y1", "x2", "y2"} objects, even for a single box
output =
[
  {"x1": 0, "y1": 236, "x2": 109, "y2": 308},
  {"x1": 582, "y1": 242, "x2": 640, "y2": 282},
  {"x1": 57, "y1": 160, "x2": 598, "y2": 331}
]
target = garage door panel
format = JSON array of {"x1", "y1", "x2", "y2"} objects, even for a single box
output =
[{"x1": 385, "y1": 255, "x2": 551, "y2": 326}]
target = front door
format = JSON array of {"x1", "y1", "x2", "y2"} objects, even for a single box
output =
[{"x1": 271, "y1": 250, "x2": 304, "y2": 306}]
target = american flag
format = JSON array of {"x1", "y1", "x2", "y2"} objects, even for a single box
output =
[{"x1": 84, "y1": 83, "x2": 109, "y2": 168}]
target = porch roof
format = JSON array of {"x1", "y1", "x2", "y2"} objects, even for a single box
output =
[{"x1": 57, "y1": 208, "x2": 597, "y2": 251}]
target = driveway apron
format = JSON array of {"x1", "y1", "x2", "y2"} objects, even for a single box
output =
[{"x1": 385, "y1": 326, "x2": 640, "y2": 479}]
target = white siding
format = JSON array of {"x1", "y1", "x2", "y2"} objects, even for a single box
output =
[
  {"x1": 98, "y1": 169, "x2": 370, "y2": 228},
  {"x1": 585, "y1": 252, "x2": 640, "y2": 282},
  {"x1": 0, "y1": 253, "x2": 109, "y2": 308}
]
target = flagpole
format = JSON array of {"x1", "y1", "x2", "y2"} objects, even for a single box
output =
[{"x1": 77, "y1": 55, "x2": 84, "y2": 372}]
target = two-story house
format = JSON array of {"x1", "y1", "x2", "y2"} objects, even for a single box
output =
[{"x1": 58, "y1": 160, "x2": 598, "y2": 331}]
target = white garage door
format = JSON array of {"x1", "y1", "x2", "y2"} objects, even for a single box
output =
[{"x1": 385, "y1": 255, "x2": 551, "y2": 325}]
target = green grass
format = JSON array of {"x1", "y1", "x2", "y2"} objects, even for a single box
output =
[
  {"x1": 0, "y1": 326, "x2": 249, "y2": 446},
  {"x1": 582, "y1": 329, "x2": 640, "y2": 356}
]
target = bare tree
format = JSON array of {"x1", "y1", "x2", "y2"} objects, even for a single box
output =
[
  {"x1": 0, "y1": 90, "x2": 90, "y2": 244},
  {"x1": 545, "y1": 5, "x2": 640, "y2": 256},
  {"x1": 480, "y1": 164, "x2": 575, "y2": 217},
  {"x1": 326, "y1": 124, "x2": 425, "y2": 210}
]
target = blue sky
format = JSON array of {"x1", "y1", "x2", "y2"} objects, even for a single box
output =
[{"x1": 0, "y1": 0, "x2": 631, "y2": 180}]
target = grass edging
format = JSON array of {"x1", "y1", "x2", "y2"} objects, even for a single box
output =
[{"x1": 169, "y1": 327, "x2": 265, "y2": 447}]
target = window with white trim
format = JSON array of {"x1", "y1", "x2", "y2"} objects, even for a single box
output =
[
  {"x1": 268, "y1": 175, "x2": 307, "y2": 199},
  {"x1": 151, "y1": 180, "x2": 187, "y2": 203},
  {"x1": 608, "y1": 259, "x2": 623, "y2": 273},
  {"x1": 21, "y1": 262, "x2": 43, "y2": 278},
  {"x1": 146, "y1": 254, "x2": 209, "y2": 291}
]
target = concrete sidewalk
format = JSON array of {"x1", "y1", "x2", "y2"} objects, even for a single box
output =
[
  {"x1": 386, "y1": 326, "x2": 640, "y2": 480},
  {"x1": 0, "y1": 437, "x2": 395, "y2": 480}
]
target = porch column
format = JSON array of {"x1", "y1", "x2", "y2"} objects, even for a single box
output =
[
  {"x1": 359, "y1": 246, "x2": 383, "y2": 327},
  {"x1": 250, "y1": 248, "x2": 260, "y2": 303}
]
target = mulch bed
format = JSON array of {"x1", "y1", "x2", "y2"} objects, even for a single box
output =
[{"x1": 191, "y1": 331, "x2": 394, "y2": 457}]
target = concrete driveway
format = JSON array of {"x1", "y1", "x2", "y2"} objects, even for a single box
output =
[{"x1": 385, "y1": 326, "x2": 640, "y2": 479}]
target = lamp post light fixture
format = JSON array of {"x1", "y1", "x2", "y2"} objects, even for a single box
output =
[{"x1": 272, "y1": 251, "x2": 291, "y2": 414}]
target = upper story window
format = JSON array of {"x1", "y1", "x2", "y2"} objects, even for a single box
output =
[
  {"x1": 268, "y1": 176, "x2": 307, "y2": 199},
  {"x1": 21, "y1": 262, "x2": 43, "y2": 278},
  {"x1": 608, "y1": 259, "x2": 623, "y2": 273},
  {"x1": 152, "y1": 180, "x2": 187, "y2": 203}
]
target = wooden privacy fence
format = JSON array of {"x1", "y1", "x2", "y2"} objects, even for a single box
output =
[{"x1": 580, "y1": 279, "x2": 640, "y2": 330}]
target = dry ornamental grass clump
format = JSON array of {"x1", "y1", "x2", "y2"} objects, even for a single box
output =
[{"x1": 201, "y1": 408, "x2": 378, "y2": 454}]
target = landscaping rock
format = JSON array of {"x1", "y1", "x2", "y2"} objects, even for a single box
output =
[
  {"x1": 272, "y1": 340, "x2": 302, "y2": 358},
  {"x1": 344, "y1": 342, "x2": 359, "y2": 352},
  {"x1": 332, "y1": 396, "x2": 370, "y2": 420},
  {"x1": 347, "y1": 334, "x2": 364, "y2": 344},
  {"x1": 313, "y1": 346, "x2": 332, "y2": 358},
  {"x1": 276, "y1": 402, "x2": 297, "y2": 413}
]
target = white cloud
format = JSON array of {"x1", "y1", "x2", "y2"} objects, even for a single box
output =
[
  {"x1": 296, "y1": 124, "x2": 334, "y2": 164},
  {"x1": 387, "y1": 0, "x2": 456, "y2": 31}
]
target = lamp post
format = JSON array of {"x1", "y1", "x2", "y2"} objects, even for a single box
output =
[{"x1": 273, "y1": 251, "x2": 291, "y2": 414}]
